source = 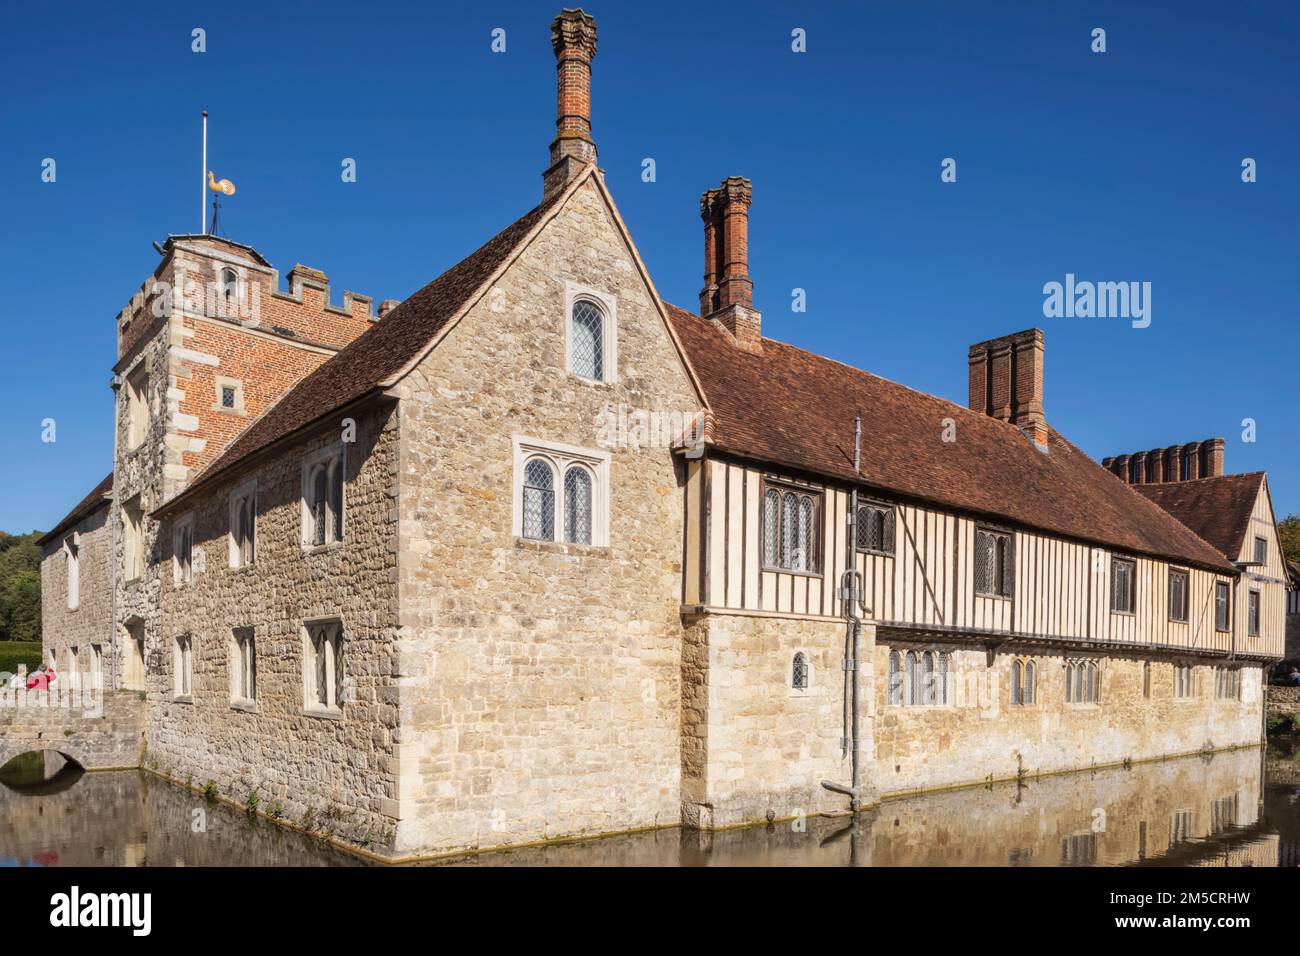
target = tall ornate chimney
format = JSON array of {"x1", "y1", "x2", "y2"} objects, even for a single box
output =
[
  {"x1": 699, "y1": 177, "x2": 760, "y2": 351},
  {"x1": 542, "y1": 9, "x2": 598, "y2": 200}
]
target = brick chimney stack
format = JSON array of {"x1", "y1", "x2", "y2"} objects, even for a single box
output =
[
  {"x1": 542, "y1": 8, "x2": 598, "y2": 201},
  {"x1": 1105, "y1": 437, "x2": 1227, "y2": 484},
  {"x1": 968, "y1": 329, "x2": 1048, "y2": 446},
  {"x1": 699, "y1": 177, "x2": 761, "y2": 351}
]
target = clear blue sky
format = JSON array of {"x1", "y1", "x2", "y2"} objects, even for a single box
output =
[{"x1": 1, "y1": 0, "x2": 1296, "y2": 533}]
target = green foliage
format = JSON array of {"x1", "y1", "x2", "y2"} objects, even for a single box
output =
[
  {"x1": 202, "y1": 780, "x2": 219, "y2": 802},
  {"x1": 1279, "y1": 516, "x2": 1300, "y2": 569},
  {"x1": 0, "y1": 641, "x2": 42, "y2": 674},
  {"x1": 0, "y1": 531, "x2": 44, "y2": 643},
  {"x1": 1267, "y1": 712, "x2": 1298, "y2": 735}
]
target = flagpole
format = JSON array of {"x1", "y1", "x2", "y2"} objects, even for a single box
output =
[{"x1": 201, "y1": 111, "x2": 208, "y2": 234}]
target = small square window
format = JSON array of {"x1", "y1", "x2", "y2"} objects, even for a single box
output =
[
  {"x1": 221, "y1": 386, "x2": 235, "y2": 408},
  {"x1": 1254, "y1": 536, "x2": 1268, "y2": 566}
]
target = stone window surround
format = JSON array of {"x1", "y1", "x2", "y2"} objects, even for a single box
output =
[
  {"x1": 172, "y1": 512, "x2": 194, "y2": 588},
  {"x1": 511, "y1": 435, "x2": 610, "y2": 548},
  {"x1": 123, "y1": 494, "x2": 145, "y2": 583},
  {"x1": 213, "y1": 375, "x2": 247, "y2": 415},
  {"x1": 123, "y1": 360, "x2": 150, "y2": 452},
  {"x1": 563, "y1": 281, "x2": 618, "y2": 385},
  {"x1": 1010, "y1": 656, "x2": 1037, "y2": 707},
  {"x1": 63, "y1": 532, "x2": 80, "y2": 611},
  {"x1": 789, "y1": 648, "x2": 813, "y2": 697},
  {"x1": 302, "y1": 617, "x2": 344, "y2": 718},
  {"x1": 230, "y1": 627, "x2": 257, "y2": 711},
  {"x1": 1173, "y1": 661, "x2": 1196, "y2": 701},
  {"x1": 228, "y1": 478, "x2": 257, "y2": 569},
  {"x1": 1064, "y1": 657, "x2": 1101, "y2": 707},
  {"x1": 888, "y1": 647, "x2": 954, "y2": 708},
  {"x1": 173, "y1": 633, "x2": 194, "y2": 703},
  {"x1": 300, "y1": 443, "x2": 346, "y2": 551}
]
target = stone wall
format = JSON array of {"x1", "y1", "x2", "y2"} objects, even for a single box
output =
[
  {"x1": 390, "y1": 178, "x2": 703, "y2": 856},
  {"x1": 873, "y1": 640, "x2": 1263, "y2": 797},
  {"x1": 39, "y1": 504, "x2": 113, "y2": 678},
  {"x1": 0, "y1": 690, "x2": 145, "y2": 771},
  {"x1": 148, "y1": 402, "x2": 401, "y2": 851},
  {"x1": 682, "y1": 612, "x2": 873, "y2": 829}
]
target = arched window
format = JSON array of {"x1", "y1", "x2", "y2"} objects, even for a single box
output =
[
  {"x1": 939, "y1": 653, "x2": 950, "y2": 704},
  {"x1": 922, "y1": 651, "x2": 936, "y2": 705},
  {"x1": 522, "y1": 457, "x2": 556, "y2": 541},
  {"x1": 563, "y1": 465, "x2": 593, "y2": 545},
  {"x1": 1024, "y1": 660, "x2": 1035, "y2": 704},
  {"x1": 887, "y1": 650, "x2": 901, "y2": 705},
  {"x1": 791, "y1": 652, "x2": 808, "y2": 690},
  {"x1": 1065, "y1": 661, "x2": 1076, "y2": 703},
  {"x1": 220, "y1": 268, "x2": 238, "y2": 311},
  {"x1": 571, "y1": 299, "x2": 605, "y2": 380},
  {"x1": 1012, "y1": 660, "x2": 1023, "y2": 705},
  {"x1": 905, "y1": 650, "x2": 920, "y2": 706}
]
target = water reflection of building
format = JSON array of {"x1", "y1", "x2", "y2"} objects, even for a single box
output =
[{"x1": 2, "y1": 745, "x2": 1293, "y2": 867}]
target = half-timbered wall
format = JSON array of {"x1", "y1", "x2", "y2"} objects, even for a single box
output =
[
  {"x1": 688, "y1": 455, "x2": 1280, "y2": 660},
  {"x1": 1231, "y1": 480, "x2": 1288, "y2": 660}
]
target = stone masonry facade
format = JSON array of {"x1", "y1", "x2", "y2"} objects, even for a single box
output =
[{"x1": 31, "y1": 8, "x2": 1278, "y2": 861}]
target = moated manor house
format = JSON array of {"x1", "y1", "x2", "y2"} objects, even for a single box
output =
[{"x1": 34, "y1": 10, "x2": 1286, "y2": 858}]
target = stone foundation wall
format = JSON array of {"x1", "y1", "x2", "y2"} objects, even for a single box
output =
[
  {"x1": 682, "y1": 613, "x2": 872, "y2": 829},
  {"x1": 873, "y1": 641, "x2": 1264, "y2": 797},
  {"x1": 148, "y1": 403, "x2": 401, "y2": 851}
]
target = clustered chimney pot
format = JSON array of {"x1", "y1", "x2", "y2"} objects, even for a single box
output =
[{"x1": 1106, "y1": 437, "x2": 1225, "y2": 484}]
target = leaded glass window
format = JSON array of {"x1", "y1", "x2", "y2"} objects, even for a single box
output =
[
  {"x1": 976, "y1": 529, "x2": 1013, "y2": 597},
  {"x1": 763, "y1": 484, "x2": 819, "y2": 572},
  {"x1": 522, "y1": 457, "x2": 556, "y2": 541},
  {"x1": 856, "y1": 503, "x2": 894, "y2": 554},
  {"x1": 571, "y1": 299, "x2": 604, "y2": 380},
  {"x1": 563, "y1": 465, "x2": 592, "y2": 545},
  {"x1": 791, "y1": 652, "x2": 808, "y2": 690}
]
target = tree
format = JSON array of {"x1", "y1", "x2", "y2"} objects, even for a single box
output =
[
  {"x1": 1280, "y1": 515, "x2": 1300, "y2": 570},
  {"x1": 0, "y1": 531, "x2": 43, "y2": 642}
]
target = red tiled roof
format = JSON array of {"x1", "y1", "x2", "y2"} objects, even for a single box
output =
[
  {"x1": 665, "y1": 304, "x2": 1233, "y2": 572},
  {"x1": 1134, "y1": 472, "x2": 1266, "y2": 562},
  {"x1": 158, "y1": 191, "x2": 565, "y2": 512},
  {"x1": 38, "y1": 472, "x2": 113, "y2": 546}
]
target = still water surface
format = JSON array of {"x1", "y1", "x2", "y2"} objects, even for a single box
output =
[{"x1": 2, "y1": 745, "x2": 1298, "y2": 866}]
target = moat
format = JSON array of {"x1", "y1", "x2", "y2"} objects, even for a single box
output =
[{"x1": 2, "y1": 743, "x2": 1298, "y2": 866}]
